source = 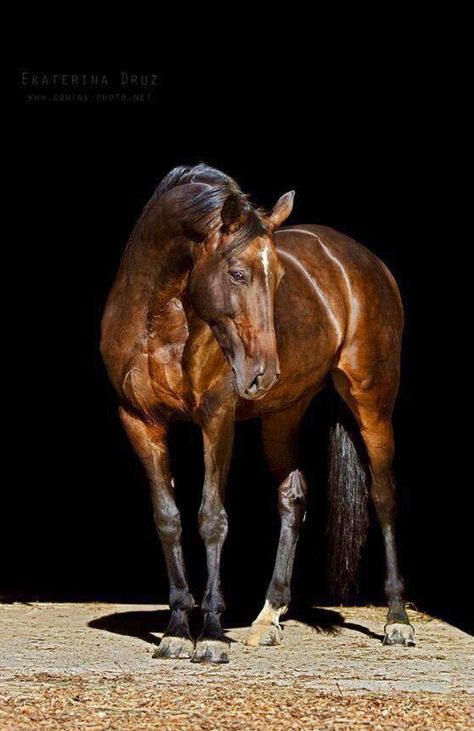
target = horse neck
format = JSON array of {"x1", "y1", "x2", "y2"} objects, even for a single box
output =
[
  {"x1": 121, "y1": 209, "x2": 193, "y2": 314},
  {"x1": 120, "y1": 181, "x2": 216, "y2": 310}
]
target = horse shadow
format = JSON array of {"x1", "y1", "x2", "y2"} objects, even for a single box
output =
[{"x1": 87, "y1": 604, "x2": 384, "y2": 648}]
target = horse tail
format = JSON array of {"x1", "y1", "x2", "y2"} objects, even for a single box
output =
[{"x1": 327, "y1": 400, "x2": 369, "y2": 600}]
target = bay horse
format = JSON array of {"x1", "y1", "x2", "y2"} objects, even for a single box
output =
[{"x1": 101, "y1": 164, "x2": 415, "y2": 664}]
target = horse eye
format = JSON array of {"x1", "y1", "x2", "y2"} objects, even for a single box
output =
[{"x1": 229, "y1": 270, "x2": 246, "y2": 283}]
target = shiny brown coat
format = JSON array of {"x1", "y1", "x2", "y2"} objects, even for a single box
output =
[{"x1": 101, "y1": 165, "x2": 414, "y2": 663}]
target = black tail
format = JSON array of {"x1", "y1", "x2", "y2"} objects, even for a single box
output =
[{"x1": 327, "y1": 403, "x2": 369, "y2": 600}]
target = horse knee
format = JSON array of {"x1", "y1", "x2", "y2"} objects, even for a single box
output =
[
  {"x1": 154, "y1": 505, "x2": 182, "y2": 544},
  {"x1": 198, "y1": 503, "x2": 228, "y2": 544}
]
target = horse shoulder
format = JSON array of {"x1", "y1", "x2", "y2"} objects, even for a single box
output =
[{"x1": 145, "y1": 297, "x2": 191, "y2": 413}]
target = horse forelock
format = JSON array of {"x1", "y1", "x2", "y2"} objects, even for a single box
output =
[{"x1": 219, "y1": 213, "x2": 269, "y2": 259}]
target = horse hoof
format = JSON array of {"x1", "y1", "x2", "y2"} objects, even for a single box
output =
[
  {"x1": 245, "y1": 621, "x2": 282, "y2": 647},
  {"x1": 191, "y1": 639, "x2": 229, "y2": 664},
  {"x1": 152, "y1": 636, "x2": 194, "y2": 659},
  {"x1": 383, "y1": 623, "x2": 416, "y2": 646}
]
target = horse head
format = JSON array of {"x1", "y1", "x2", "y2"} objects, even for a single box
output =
[{"x1": 187, "y1": 187, "x2": 294, "y2": 400}]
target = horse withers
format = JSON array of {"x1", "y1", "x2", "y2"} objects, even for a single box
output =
[{"x1": 101, "y1": 164, "x2": 415, "y2": 663}]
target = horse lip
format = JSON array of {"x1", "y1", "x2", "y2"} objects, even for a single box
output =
[{"x1": 239, "y1": 389, "x2": 267, "y2": 401}]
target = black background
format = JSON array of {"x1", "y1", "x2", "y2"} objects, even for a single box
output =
[{"x1": 8, "y1": 69, "x2": 470, "y2": 633}]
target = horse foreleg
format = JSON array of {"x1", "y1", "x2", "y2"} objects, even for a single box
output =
[
  {"x1": 119, "y1": 408, "x2": 195, "y2": 659},
  {"x1": 246, "y1": 402, "x2": 309, "y2": 647},
  {"x1": 191, "y1": 404, "x2": 234, "y2": 664}
]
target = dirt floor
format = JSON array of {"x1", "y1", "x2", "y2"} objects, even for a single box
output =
[{"x1": 0, "y1": 603, "x2": 472, "y2": 729}]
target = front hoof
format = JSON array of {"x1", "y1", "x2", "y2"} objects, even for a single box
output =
[
  {"x1": 191, "y1": 639, "x2": 229, "y2": 664},
  {"x1": 383, "y1": 623, "x2": 416, "y2": 646},
  {"x1": 152, "y1": 636, "x2": 195, "y2": 660},
  {"x1": 245, "y1": 621, "x2": 282, "y2": 647}
]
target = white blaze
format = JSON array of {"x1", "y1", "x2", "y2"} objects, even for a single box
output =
[{"x1": 260, "y1": 244, "x2": 270, "y2": 284}]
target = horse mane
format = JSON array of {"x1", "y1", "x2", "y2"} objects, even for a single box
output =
[{"x1": 151, "y1": 164, "x2": 269, "y2": 255}]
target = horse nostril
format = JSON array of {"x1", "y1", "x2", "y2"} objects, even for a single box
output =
[{"x1": 246, "y1": 372, "x2": 264, "y2": 395}]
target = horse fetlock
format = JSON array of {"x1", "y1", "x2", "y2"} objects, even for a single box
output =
[
  {"x1": 386, "y1": 601, "x2": 409, "y2": 624},
  {"x1": 168, "y1": 590, "x2": 195, "y2": 614}
]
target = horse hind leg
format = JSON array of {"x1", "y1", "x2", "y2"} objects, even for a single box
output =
[
  {"x1": 363, "y1": 418, "x2": 415, "y2": 645},
  {"x1": 332, "y1": 369, "x2": 415, "y2": 646},
  {"x1": 246, "y1": 399, "x2": 310, "y2": 647}
]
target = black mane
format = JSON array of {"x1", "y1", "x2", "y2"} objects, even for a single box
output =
[{"x1": 154, "y1": 164, "x2": 268, "y2": 254}]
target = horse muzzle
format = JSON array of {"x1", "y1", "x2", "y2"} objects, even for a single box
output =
[{"x1": 233, "y1": 362, "x2": 280, "y2": 400}]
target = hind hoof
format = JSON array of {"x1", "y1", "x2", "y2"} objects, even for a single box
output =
[
  {"x1": 383, "y1": 623, "x2": 416, "y2": 646},
  {"x1": 245, "y1": 621, "x2": 282, "y2": 647},
  {"x1": 152, "y1": 636, "x2": 194, "y2": 659},
  {"x1": 191, "y1": 639, "x2": 229, "y2": 664}
]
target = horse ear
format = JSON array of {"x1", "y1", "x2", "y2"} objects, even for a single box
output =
[
  {"x1": 268, "y1": 191, "x2": 295, "y2": 229},
  {"x1": 221, "y1": 193, "x2": 243, "y2": 227}
]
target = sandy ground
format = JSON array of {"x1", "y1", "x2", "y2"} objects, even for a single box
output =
[{"x1": 0, "y1": 603, "x2": 472, "y2": 729}]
